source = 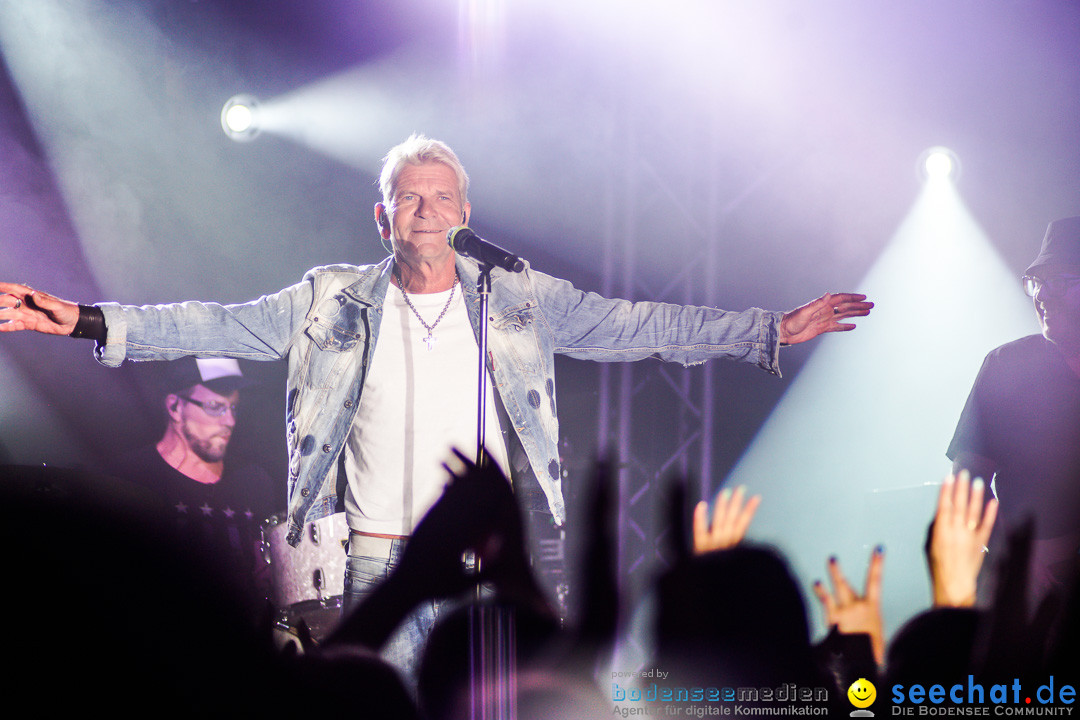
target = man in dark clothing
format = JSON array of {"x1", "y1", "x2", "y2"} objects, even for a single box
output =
[
  {"x1": 110, "y1": 357, "x2": 279, "y2": 607},
  {"x1": 948, "y1": 216, "x2": 1080, "y2": 597}
]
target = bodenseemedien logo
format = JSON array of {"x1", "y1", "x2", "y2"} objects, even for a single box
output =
[
  {"x1": 848, "y1": 678, "x2": 877, "y2": 717},
  {"x1": 610, "y1": 674, "x2": 832, "y2": 716}
]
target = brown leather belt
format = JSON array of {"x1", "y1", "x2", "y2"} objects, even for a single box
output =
[{"x1": 347, "y1": 530, "x2": 406, "y2": 559}]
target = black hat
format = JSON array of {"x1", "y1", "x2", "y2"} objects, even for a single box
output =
[
  {"x1": 162, "y1": 358, "x2": 253, "y2": 396},
  {"x1": 1025, "y1": 216, "x2": 1080, "y2": 276}
]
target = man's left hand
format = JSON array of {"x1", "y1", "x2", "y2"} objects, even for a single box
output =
[{"x1": 780, "y1": 292, "x2": 873, "y2": 345}]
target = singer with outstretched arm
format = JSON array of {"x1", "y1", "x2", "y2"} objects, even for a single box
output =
[{"x1": 0, "y1": 133, "x2": 872, "y2": 684}]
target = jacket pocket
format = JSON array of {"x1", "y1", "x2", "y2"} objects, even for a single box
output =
[
  {"x1": 306, "y1": 294, "x2": 365, "y2": 351},
  {"x1": 300, "y1": 296, "x2": 367, "y2": 389},
  {"x1": 490, "y1": 302, "x2": 544, "y2": 376}
]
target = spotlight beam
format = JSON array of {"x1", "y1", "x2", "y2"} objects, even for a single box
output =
[{"x1": 722, "y1": 170, "x2": 1036, "y2": 640}]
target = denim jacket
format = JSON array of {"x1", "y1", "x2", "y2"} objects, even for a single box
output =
[{"x1": 96, "y1": 255, "x2": 783, "y2": 546}]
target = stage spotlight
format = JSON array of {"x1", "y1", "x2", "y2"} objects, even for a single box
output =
[
  {"x1": 220, "y1": 94, "x2": 261, "y2": 142},
  {"x1": 919, "y1": 146, "x2": 960, "y2": 182}
]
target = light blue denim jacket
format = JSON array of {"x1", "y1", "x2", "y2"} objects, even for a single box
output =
[{"x1": 96, "y1": 255, "x2": 783, "y2": 546}]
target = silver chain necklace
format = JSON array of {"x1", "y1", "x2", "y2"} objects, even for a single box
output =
[{"x1": 395, "y1": 267, "x2": 459, "y2": 351}]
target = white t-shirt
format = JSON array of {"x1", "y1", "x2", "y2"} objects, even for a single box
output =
[{"x1": 343, "y1": 281, "x2": 509, "y2": 535}]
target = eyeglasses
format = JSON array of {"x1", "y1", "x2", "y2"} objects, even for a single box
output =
[
  {"x1": 179, "y1": 396, "x2": 239, "y2": 418},
  {"x1": 1022, "y1": 274, "x2": 1080, "y2": 298}
]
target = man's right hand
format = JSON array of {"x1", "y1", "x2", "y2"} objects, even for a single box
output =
[{"x1": 0, "y1": 283, "x2": 80, "y2": 335}]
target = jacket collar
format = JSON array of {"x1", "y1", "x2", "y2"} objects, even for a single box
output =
[
  {"x1": 339, "y1": 256, "x2": 395, "y2": 306},
  {"x1": 338, "y1": 253, "x2": 517, "y2": 309}
]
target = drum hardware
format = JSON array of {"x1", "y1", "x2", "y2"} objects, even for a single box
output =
[{"x1": 260, "y1": 512, "x2": 350, "y2": 643}]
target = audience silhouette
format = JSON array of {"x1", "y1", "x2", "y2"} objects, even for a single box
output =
[{"x1": 2, "y1": 456, "x2": 1075, "y2": 717}]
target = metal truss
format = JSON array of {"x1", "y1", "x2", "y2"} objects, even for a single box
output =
[{"x1": 590, "y1": 105, "x2": 786, "y2": 671}]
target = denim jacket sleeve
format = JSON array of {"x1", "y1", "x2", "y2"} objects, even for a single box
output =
[
  {"x1": 94, "y1": 281, "x2": 314, "y2": 367},
  {"x1": 468, "y1": 260, "x2": 785, "y2": 527},
  {"x1": 523, "y1": 267, "x2": 783, "y2": 375}
]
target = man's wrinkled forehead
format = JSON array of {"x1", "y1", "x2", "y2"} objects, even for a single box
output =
[{"x1": 388, "y1": 160, "x2": 463, "y2": 200}]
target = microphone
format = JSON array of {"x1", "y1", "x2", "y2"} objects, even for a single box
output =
[{"x1": 447, "y1": 226, "x2": 525, "y2": 273}]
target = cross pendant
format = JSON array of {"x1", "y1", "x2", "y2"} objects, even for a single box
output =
[{"x1": 424, "y1": 332, "x2": 437, "y2": 351}]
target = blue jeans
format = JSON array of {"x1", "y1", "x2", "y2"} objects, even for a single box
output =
[{"x1": 342, "y1": 537, "x2": 442, "y2": 687}]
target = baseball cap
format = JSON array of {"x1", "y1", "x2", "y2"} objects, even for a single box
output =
[{"x1": 162, "y1": 358, "x2": 253, "y2": 396}]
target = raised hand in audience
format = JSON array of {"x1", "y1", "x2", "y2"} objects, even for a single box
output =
[
  {"x1": 812, "y1": 546, "x2": 886, "y2": 665},
  {"x1": 928, "y1": 470, "x2": 998, "y2": 608},
  {"x1": 692, "y1": 485, "x2": 761, "y2": 555}
]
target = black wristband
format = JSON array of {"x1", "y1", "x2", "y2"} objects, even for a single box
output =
[{"x1": 69, "y1": 304, "x2": 107, "y2": 342}]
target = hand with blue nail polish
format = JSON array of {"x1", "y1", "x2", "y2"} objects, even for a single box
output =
[{"x1": 811, "y1": 547, "x2": 886, "y2": 665}]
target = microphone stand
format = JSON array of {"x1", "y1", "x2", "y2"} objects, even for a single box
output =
[
  {"x1": 469, "y1": 261, "x2": 516, "y2": 720},
  {"x1": 475, "y1": 262, "x2": 493, "y2": 467}
]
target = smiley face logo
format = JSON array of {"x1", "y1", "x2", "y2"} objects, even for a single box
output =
[{"x1": 847, "y1": 678, "x2": 876, "y2": 709}]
